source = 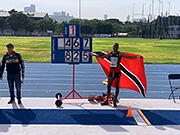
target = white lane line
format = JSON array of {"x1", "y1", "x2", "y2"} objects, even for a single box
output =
[{"x1": 132, "y1": 110, "x2": 147, "y2": 126}]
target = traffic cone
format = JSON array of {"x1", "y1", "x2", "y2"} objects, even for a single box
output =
[{"x1": 126, "y1": 106, "x2": 133, "y2": 117}]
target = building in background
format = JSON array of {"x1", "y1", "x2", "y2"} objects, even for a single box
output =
[
  {"x1": 132, "y1": 17, "x2": 147, "y2": 23},
  {"x1": 127, "y1": 15, "x2": 130, "y2": 22},
  {"x1": 104, "y1": 14, "x2": 108, "y2": 20},
  {"x1": 24, "y1": 4, "x2": 36, "y2": 12},
  {"x1": 0, "y1": 10, "x2": 6, "y2": 12},
  {"x1": 167, "y1": 25, "x2": 180, "y2": 39},
  {"x1": 49, "y1": 11, "x2": 74, "y2": 23},
  {"x1": 61, "y1": 11, "x2": 66, "y2": 17}
]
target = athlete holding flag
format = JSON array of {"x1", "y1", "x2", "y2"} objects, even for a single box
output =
[{"x1": 91, "y1": 43, "x2": 141, "y2": 107}]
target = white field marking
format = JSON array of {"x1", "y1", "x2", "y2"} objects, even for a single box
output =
[
  {"x1": 148, "y1": 85, "x2": 170, "y2": 87},
  {"x1": 146, "y1": 76, "x2": 169, "y2": 78},
  {"x1": 132, "y1": 110, "x2": 147, "y2": 126},
  {"x1": 147, "y1": 80, "x2": 168, "y2": 82}
]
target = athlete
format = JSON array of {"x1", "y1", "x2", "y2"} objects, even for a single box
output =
[{"x1": 91, "y1": 43, "x2": 140, "y2": 107}]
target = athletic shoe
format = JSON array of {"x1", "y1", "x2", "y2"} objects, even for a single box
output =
[
  {"x1": 18, "y1": 99, "x2": 21, "y2": 104},
  {"x1": 113, "y1": 97, "x2": 117, "y2": 107},
  {"x1": 101, "y1": 100, "x2": 108, "y2": 106},
  {"x1": 113, "y1": 100, "x2": 117, "y2": 107},
  {"x1": 8, "y1": 99, "x2": 15, "y2": 104}
]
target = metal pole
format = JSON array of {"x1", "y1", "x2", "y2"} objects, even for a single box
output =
[
  {"x1": 142, "y1": 3, "x2": 146, "y2": 18},
  {"x1": 73, "y1": 64, "x2": 75, "y2": 91},
  {"x1": 148, "y1": 4, "x2": 152, "y2": 38},
  {"x1": 132, "y1": 3, "x2": 135, "y2": 21},
  {"x1": 167, "y1": 2, "x2": 171, "y2": 26},
  {"x1": 167, "y1": 2, "x2": 170, "y2": 15},
  {"x1": 160, "y1": 1, "x2": 164, "y2": 38},
  {"x1": 79, "y1": 0, "x2": 81, "y2": 35},
  {"x1": 161, "y1": 1, "x2": 164, "y2": 17},
  {"x1": 149, "y1": 4, "x2": 152, "y2": 21},
  {"x1": 176, "y1": 13, "x2": 179, "y2": 25},
  {"x1": 151, "y1": 0, "x2": 154, "y2": 39},
  {"x1": 158, "y1": 0, "x2": 161, "y2": 16},
  {"x1": 79, "y1": 0, "x2": 81, "y2": 25},
  {"x1": 167, "y1": 2, "x2": 171, "y2": 39},
  {"x1": 157, "y1": 0, "x2": 161, "y2": 38}
]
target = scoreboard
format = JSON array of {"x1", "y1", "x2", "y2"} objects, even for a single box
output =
[{"x1": 51, "y1": 24, "x2": 92, "y2": 64}]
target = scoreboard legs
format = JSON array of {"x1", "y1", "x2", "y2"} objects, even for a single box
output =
[{"x1": 64, "y1": 64, "x2": 83, "y2": 99}]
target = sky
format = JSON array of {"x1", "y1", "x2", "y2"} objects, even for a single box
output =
[{"x1": 0, "y1": 0, "x2": 179, "y2": 21}]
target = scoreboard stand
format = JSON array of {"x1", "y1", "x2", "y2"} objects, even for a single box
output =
[
  {"x1": 51, "y1": 24, "x2": 92, "y2": 99},
  {"x1": 64, "y1": 64, "x2": 82, "y2": 99}
]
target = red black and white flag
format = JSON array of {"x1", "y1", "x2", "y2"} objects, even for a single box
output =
[{"x1": 92, "y1": 51, "x2": 147, "y2": 97}]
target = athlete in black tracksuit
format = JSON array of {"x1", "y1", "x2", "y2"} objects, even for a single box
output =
[{"x1": 0, "y1": 43, "x2": 25, "y2": 104}]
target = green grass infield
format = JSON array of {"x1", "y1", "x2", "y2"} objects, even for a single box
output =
[{"x1": 0, "y1": 37, "x2": 180, "y2": 63}]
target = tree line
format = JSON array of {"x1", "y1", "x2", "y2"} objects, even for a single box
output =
[
  {"x1": 0, "y1": 9, "x2": 57, "y2": 35},
  {"x1": 0, "y1": 9, "x2": 180, "y2": 38}
]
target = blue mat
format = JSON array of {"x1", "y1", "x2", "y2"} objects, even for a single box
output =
[
  {"x1": 142, "y1": 110, "x2": 180, "y2": 125},
  {"x1": 0, "y1": 109, "x2": 137, "y2": 125}
]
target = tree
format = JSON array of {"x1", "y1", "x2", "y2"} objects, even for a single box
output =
[
  {"x1": 8, "y1": 9, "x2": 17, "y2": 15},
  {"x1": 37, "y1": 18, "x2": 57, "y2": 32},
  {"x1": 69, "y1": 18, "x2": 80, "y2": 24},
  {"x1": 25, "y1": 18, "x2": 37, "y2": 33},
  {"x1": 6, "y1": 11, "x2": 28, "y2": 34},
  {"x1": 54, "y1": 23, "x2": 63, "y2": 35},
  {"x1": 0, "y1": 17, "x2": 6, "y2": 34},
  {"x1": 106, "y1": 18, "x2": 123, "y2": 25},
  {"x1": 81, "y1": 24, "x2": 92, "y2": 34},
  {"x1": 112, "y1": 24, "x2": 122, "y2": 33}
]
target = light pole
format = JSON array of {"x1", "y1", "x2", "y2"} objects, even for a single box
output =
[
  {"x1": 158, "y1": 0, "x2": 161, "y2": 16},
  {"x1": 149, "y1": 4, "x2": 152, "y2": 21},
  {"x1": 79, "y1": 0, "x2": 81, "y2": 25},
  {"x1": 161, "y1": 1, "x2": 164, "y2": 17},
  {"x1": 148, "y1": 4, "x2": 152, "y2": 38},
  {"x1": 167, "y1": 2, "x2": 170, "y2": 15},
  {"x1": 142, "y1": 3, "x2": 146, "y2": 18},
  {"x1": 176, "y1": 13, "x2": 179, "y2": 25},
  {"x1": 151, "y1": 0, "x2": 154, "y2": 39},
  {"x1": 132, "y1": 3, "x2": 135, "y2": 21},
  {"x1": 167, "y1": 2, "x2": 171, "y2": 30}
]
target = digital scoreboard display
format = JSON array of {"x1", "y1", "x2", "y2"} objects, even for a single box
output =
[{"x1": 51, "y1": 24, "x2": 92, "y2": 64}]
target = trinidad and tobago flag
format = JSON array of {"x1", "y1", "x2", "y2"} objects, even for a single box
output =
[{"x1": 92, "y1": 51, "x2": 147, "y2": 97}]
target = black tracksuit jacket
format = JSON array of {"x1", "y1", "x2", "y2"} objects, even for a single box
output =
[{"x1": 0, "y1": 51, "x2": 25, "y2": 77}]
